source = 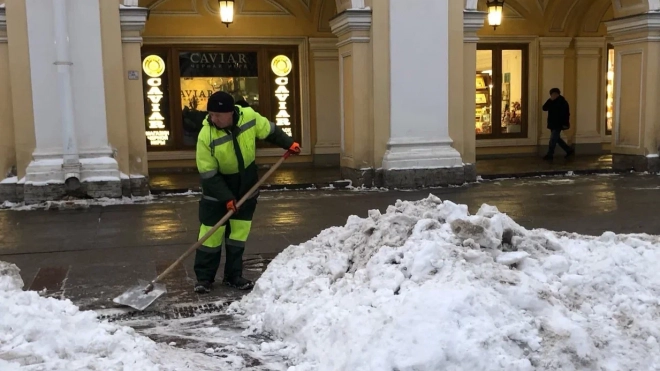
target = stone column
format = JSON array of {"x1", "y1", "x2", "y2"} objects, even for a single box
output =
[
  {"x1": 309, "y1": 38, "x2": 341, "y2": 167},
  {"x1": 381, "y1": 0, "x2": 466, "y2": 188},
  {"x1": 606, "y1": 12, "x2": 660, "y2": 172},
  {"x1": 119, "y1": 4, "x2": 150, "y2": 196},
  {"x1": 329, "y1": 9, "x2": 374, "y2": 186},
  {"x1": 574, "y1": 37, "x2": 606, "y2": 154},
  {"x1": 463, "y1": 9, "x2": 486, "y2": 177},
  {"x1": 22, "y1": 0, "x2": 121, "y2": 203},
  {"x1": 538, "y1": 37, "x2": 572, "y2": 154}
]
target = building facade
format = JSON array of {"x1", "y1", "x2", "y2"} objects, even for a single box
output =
[{"x1": 0, "y1": 0, "x2": 659, "y2": 203}]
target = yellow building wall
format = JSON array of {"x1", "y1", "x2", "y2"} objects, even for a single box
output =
[
  {"x1": 4, "y1": 0, "x2": 35, "y2": 179},
  {"x1": 448, "y1": 0, "x2": 467, "y2": 163},
  {"x1": 370, "y1": 0, "x2": 390, "y2": 167},
  {"x1": 0, "y1": 8, "x2": 14, "y2": 178},
  {"x1": 101, "y1": 0, "x2": 130, "y2": 176}
]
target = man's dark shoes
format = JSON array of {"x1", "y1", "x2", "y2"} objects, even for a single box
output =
[
  {"x1": 223, "y1": 276, "x2": 254, "y2": 290},
  {"x1": 565, "y1": 150, "x2": 575, "y2": 159},
  {"x1": 542, "y1": 154, "x2": 553, "y2": 162},
  {"x1": 194, "y1": 281, "x2": 212, "y2": 294}
]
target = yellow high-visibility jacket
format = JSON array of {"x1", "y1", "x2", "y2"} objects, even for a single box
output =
[{"x1": 196, "y1": 105, "x2": 293, "y2": 204}]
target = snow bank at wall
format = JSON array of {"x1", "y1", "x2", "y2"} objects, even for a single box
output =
[
  {"x1": 231, "y1": 195, "x2": 660, "y2": 371},
  {"x1": 0, "y1": 262, "x2": 240, "y2": 370}
]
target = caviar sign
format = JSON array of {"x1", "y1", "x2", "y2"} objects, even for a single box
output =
[
  {"x1": 271, "y1": 55, "x2": 293, "y2": 137},
  {"x1": 142, "y1": 54, "x2": 171, "y2": 146}
]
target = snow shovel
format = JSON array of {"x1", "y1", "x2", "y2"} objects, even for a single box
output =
[{"x1": 113, "y1": 150, "x2": 295, "y2": 311}]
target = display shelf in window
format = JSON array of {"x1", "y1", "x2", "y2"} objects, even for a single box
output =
[{"x1": 475, "y1": 72, "x2": 492, "y2": 135}]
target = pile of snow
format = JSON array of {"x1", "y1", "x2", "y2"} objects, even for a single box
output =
[
  {"x1": 0, "y1": 262, "x2": 241, "y2": 370},
  {"x1": 231, "y1": 194, "x2": 660, "y2": 371}
]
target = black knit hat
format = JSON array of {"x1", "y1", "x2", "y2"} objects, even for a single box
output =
[{"x1": 207, "y1": 91, "x2": 235, "y2": 113}]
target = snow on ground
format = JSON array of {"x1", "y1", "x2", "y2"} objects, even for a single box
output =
[
  {"x1": 0, "y1": 191, "x2": 201, "y2": 211},
  {"x1": 0, "y1": 187, "x2": 387, "y2": 211},
  {"x1": 231, "y1": 194, "x2": 660, "y2": 371},
  {"x1": 0, "y1": 176, "x2": 18, "y2": 184},
  {"x1": 0, "y1": 261, "x2": 255, "y2": 371}
]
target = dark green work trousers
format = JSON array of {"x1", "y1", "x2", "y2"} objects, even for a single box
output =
[{"x1": 194, "y1": 196, "x2": 257, "y2": 283}]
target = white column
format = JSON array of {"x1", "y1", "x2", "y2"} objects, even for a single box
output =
[
  {"x1": 382, "y1": 0, "x2": 462, "y2": 170},
  {"x1": 24, "y1": 0, "x2": 119, "y2": 185},
  {"x1": 25, "y1": 0, "x2": 63, "y2": 159},
  {"x1": 574, "y1": 37, "x2": 606, "y2": 154},
  {"x1": 309, "y1": 38, "x2": 341, "y2": 157},
  {"x1": 53, "y1": 0, "x2": 81, "y2": 182},
  {"x1": 538, "y1": 37, "x2": 571, "y2": 146}
]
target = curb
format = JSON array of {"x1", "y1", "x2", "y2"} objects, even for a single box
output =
[
  {"x1": 148, "y1": 169, "x2": 623, "y2": 194},
  {"x1": 149, "y1": 180, "x2": 354, "y2": 195},
  {"x1": 478, "y1": 168, "x2": 615, "y2": 180}
]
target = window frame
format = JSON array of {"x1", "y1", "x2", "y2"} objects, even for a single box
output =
[{"x1": 475, "y1": 43, "x2": 529, "y2": 140}]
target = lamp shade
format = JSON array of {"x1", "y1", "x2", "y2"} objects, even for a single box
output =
[
  {"x1": 486, "y1": 0, "x2": 504, "y2": 30},
  {"x1": 218, "y1": 0, "x2": 234, "y2": 27}
]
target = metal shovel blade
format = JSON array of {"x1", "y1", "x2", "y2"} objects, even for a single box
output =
[{"x1": 112, "y1": 279, "x2": 167, "y2": 311}]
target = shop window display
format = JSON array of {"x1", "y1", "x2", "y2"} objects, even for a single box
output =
[
  {"x1": 475, "y1": 50, "x2": 493, "y2": 135},
  {"x1": 141, "y1": 46, "x2": 301, "y2": 152},
  {"x1": 606, "y1": 45, "x2": 614, "y2": 135},
  {"x1": 475, "y1": 45, "x2": 528, "y2": 139},
  {"x1": 179, "y1": 51, "x2": 260, "y2": 146}
]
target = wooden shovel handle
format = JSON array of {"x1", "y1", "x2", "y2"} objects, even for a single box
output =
[{"x1": 149, "y1": 150, "x2": 293, "y2": 287}]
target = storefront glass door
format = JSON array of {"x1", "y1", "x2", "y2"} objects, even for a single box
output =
[{"x1": 475, "y1": 44, "x2": 528, "y2": 139}]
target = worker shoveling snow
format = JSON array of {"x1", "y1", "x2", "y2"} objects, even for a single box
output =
[{"x1": 231, "y1": 194, "x2": 660, "y2": 371}]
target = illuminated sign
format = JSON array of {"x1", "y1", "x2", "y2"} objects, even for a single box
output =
[
  {"x1": 271, "y1": 55, "x2": 292, "y2": 77},
  {"x1": 271, "y1": 55, "x2": 293, "y2": 137},
  {"x1": 142, "y1": 55, "x2": 165, "y2": 78},
  {"x1": 142, "y1": 55, "x2": 170, "y2": 146}
]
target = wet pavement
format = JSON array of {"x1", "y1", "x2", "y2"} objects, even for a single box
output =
[
  {"x1": 1, "y1": 172, "x2": 658, "y2": 365},
  {"x1": 150, "y1": 165, "x2": 342, "y2": 192},
  {"x1": 149, "y1": 154, "x2": 613, "y2": 192},
  {"x1": 475, "y1": 154, "x2": 613, "y2": 178},
  {"x1": 2, "y1": 172, "x2": 658, "y2": 308}
]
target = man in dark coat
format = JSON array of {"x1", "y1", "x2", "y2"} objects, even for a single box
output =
[{"x1": 542, "y1": 88, "x2": 574, "y2": 161}]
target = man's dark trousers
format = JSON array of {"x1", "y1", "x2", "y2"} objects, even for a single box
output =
[
  {"x1": 548, "y1": 129, "x2": 571, "y2": 156},
  {"x1": 194, "y1": 197, "x2": 257, "y2": 283}
]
